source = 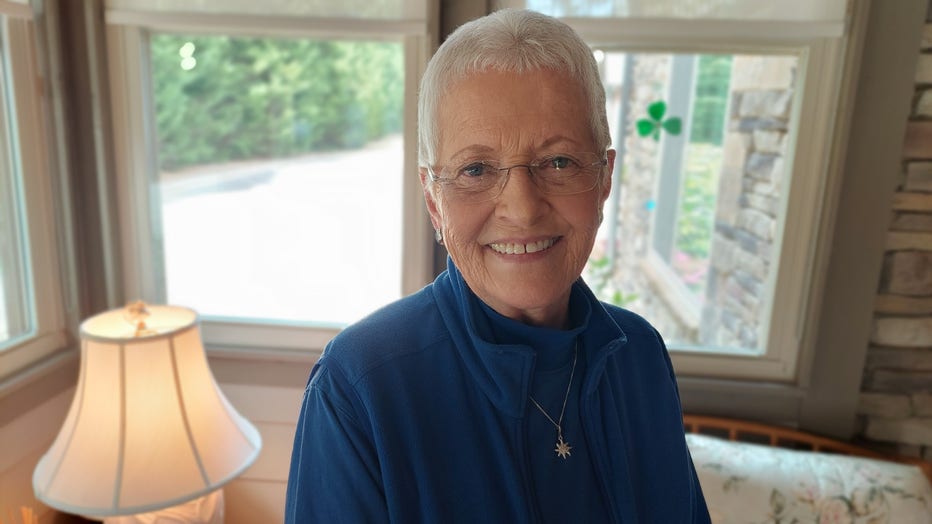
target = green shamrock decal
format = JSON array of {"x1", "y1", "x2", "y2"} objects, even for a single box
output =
[{"x1": 636, "y1": 101, "x2": 682, "y2": 141}]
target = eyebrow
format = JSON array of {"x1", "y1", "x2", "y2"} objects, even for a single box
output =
[{"x1": 444, "y1": 135, "x2": 587, "y2": 163}]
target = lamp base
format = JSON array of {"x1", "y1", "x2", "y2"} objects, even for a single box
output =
[{"x1": 101, "y1": 489, "x2": 224, "y2": 524}]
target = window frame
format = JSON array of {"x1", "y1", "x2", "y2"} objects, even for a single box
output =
[
  {"x1": 559, "y1": 17, "x2": 850, "y2": 383},
  {"x1": 105, "y1": 10, "x2": 434, "y2": 354},
  {"x1": 0, "y1": 4, "x2": 69, "y2": 380}
]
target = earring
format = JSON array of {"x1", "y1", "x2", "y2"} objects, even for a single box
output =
[{"x1": 435, "y1": 228, "x2": 444, "y2": 245}]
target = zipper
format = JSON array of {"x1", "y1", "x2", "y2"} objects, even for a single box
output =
[
  {"x1": 581, "y1": 345, "x2": 623, "y2": 524},
  {"x1": 519, "y1": 376, "x2": 544, "y2": 523}
]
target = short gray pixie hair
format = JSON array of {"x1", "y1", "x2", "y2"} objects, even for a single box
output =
[{"x1": 417, "y1": 8, "x2": 611, "y2": 168}]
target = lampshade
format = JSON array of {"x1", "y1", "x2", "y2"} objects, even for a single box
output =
[{"x1": 32, "y1": 304, "x2": 262, "y2": 518}]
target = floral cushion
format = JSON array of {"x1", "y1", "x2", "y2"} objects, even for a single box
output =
[{"x1": 686, "y1": 433, "x2": 932, "y2": 524}]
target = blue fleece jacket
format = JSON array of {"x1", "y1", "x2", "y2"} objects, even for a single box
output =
[{"x1": 285, "y1": 260, "x2": 710, "y2": 523}]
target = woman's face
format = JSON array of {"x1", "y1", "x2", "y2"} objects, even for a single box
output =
[{"x1": 421, "y1": 69, "x2": 614, "y2": 328}]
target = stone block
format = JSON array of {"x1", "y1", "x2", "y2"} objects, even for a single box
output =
[
  {"x1": 733, "y1": 268, "x2": 763, "y2": 296},
  {"x1": 746, "y1": 152, "x2": 778, "y2": 182},
  {"x1": 914, "y1": 392, "x2": 932, "y2": 416},
  {"x1": 715, "y1": 170, "x2": 743, "y2": 226},
  {"x1": 745, "y1": 154, "x2": 773, "y2": 181},
  {"x1": 738, "y1": 90, "x2": 793, "y2": 120},
  {"x1": 736, "y1": 208, "x2": 775, "y2": 241},
  {"x1": 722, "y1": 238, "x2": 769, "y2": 280},
  {"x1": 916, "y1": 54, "x2": 932, "y2": 84},
  {"x1": 871, "y1": 316, "x2": 932, "y2": 347},
  {"x1": 734, "y1": 228, "x2": 772, "y2": 261},
  {"x1": 730, "y1": 55, "x2": 796, "y2": 90},
  {"x1": 890, "y1": 213, "x2": 932, "y2": 232},
  {"x1": 864, "y1": 417, "x2": 932, "y2": 447},
  {"x1": 742, "y1": 193, "x2": 779, "y2": 217},
  {"x1": 886, "y1": 231, "x2": 932, "y2": 251},
  {"x1": 886, "y1": 251, "x2": 932, "y2": 295},
  {"x1": 732, "y1": 227, "x2": 760, "y2": 255},
  {"x1": 867, "y1": 368, "x2": 932, "y2": 393},
  {"x1": 770, "y1": 156, "x2": 786, "y2": 186},
  {"x1": 752, "y1": 130, "x2": 785, "y2": 154},
  {"x1": 904, "y1": 122, "x2": 932, "y2": 159},
  {"x1": 918, "y1": 90, "x2": 932, "y2": 118},
  {"x1": 738, "y1": 326, "x2": 758, "y2": 349},
  {"x1": 743, "y1": 250, "x2": 769, "y2": 280},
  {"x1": 748, "y1": 180, "x2": 779, "y2": 197},
  {"x1": 865, "y1": 347, "x2": 932, "y2": 372},
  {"x1": 857, "y1": 392, "x2": 912, "y2": 418},
  {"x1": 892, "y1": 191, "x2": 932, "y2": 211},
  {"x1": 906, "y1": 162, "x2": 932, "y2": 192},
  {"x1": 875, "y1": 293, "x2": 932, "y2": 315},
  {"x1": 710, "y1": 237, "x2": 736, "y2": 273},
  {"x1": 721, "y1": 131, "x2": 750, "y2": 171},
  {"x1": 714, "y1": 222, "x2": 737, "y2": 241},
  {"x1": 734, "y1": 117, "x2": 787, "y2": 133}
]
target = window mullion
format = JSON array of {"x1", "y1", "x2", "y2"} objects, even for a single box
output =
[{"x1": 652, "y1": 54, "x2": 696, "y2": 261}]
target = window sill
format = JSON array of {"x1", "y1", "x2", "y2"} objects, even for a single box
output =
[
  {"x1": 0, "y1": 347, "x2": 78, "y2": 427},
  {"x1": 639, "y1": 250, "x2": 702, "y2": 332}
]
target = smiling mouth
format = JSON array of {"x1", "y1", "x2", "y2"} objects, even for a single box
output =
[{"x1": 488, "y1": 237, "x2": 558, "y2": 255}]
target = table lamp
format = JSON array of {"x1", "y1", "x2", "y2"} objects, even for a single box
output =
[{"x1": 32, "y1": 302, "x2": 262, "y2": 523}]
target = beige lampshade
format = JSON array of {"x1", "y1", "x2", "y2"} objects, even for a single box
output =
[{"x1": 32, "y1": 305, "x2": 262, "y2": 517}]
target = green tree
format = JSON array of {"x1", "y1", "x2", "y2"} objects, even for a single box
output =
[
  {"x1": 689, "y1": 55, "x2": 732, "y2": 146},
  {"x1": 150, "y1": 35, "x2": 404, "y2": 171}
]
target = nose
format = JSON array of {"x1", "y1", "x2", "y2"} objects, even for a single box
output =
[{"x1": 494, "y1": 165, "x2": 548, "y2": 224}]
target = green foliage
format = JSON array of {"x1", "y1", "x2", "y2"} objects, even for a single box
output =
[
  {"x1": 585, "y1": 256, "x2": 638, "y2": 307},
  {"x1": 689, "y1": 55, "x2": 732, "y2": 146},
  {"x1": 151, "y1": 35, "x2": 404, "y2": 171},
  {"x1": 674, "y1": 143, "x2": 721, "y2": 260}
]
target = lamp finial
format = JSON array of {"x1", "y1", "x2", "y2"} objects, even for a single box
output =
[{"x1": 123, "y1": 300, "x2": 152, "y2": 337}]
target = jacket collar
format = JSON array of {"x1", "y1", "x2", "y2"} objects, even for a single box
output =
[{"x1": 431, "y1": 258, "x2": 628, "y2": 417}]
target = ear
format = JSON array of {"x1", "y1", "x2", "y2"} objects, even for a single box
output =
[
  {"x1": 599, "y1": 149, "x2": 616, "y2": 205},
  {"x1": 419, "y1": 167, "x2": 443, "y2": 231}
]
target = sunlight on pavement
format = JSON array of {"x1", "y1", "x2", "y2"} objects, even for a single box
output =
[{"x1": 160, "y1": 134, "x2": 405, "y2": 326}]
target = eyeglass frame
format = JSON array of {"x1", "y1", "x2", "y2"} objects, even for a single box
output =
[{"x1": 426, "y1": 153, "x2": 609, "y2": 203}]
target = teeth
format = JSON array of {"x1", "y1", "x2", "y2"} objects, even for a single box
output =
[{"x1": 489, "y1": 238, "x2": 556, "y2": 255}]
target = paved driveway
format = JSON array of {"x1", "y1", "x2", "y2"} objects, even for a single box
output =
[{"x1": 160, "y1": 134, "x2": 406, "y2": 326}]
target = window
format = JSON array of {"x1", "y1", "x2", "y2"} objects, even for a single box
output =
[
  {"x1": 498, "y1": 0, "x2": 851, "y2": 382},
  {"x1": 590, "y1": 50, "x2": 800, "y2": 354},
  {"x1": 0, "y1": 16, "x2": 30, "y2": 347},
  {"x1": 0, "y1": 3, "x2": 68, "y2": 379},
  {"x1": 106, "y1": 2, "x2": 432, "y2": 350},
  {"x1": 151, "y1": 34, "x2": 405, "y2": 325}
]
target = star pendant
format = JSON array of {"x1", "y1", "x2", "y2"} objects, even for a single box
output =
[{"x1": 554, "y1": 435, "x2": 572, "y2": 459}]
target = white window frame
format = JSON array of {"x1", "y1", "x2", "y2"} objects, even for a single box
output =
[
  {"x1": 559, "y1": 17, "x2": 850, "y2": 383},
  {"x1": 105, "y1": 9, "x2": 434, "y2": 355},
  {"x1": 0, "y1": 2, "x2": 69, "y2": 380}
]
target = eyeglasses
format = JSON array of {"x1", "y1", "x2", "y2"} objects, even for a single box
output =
[{"x1": 428, "y1": 152, "x2": 607, "y2": 204}]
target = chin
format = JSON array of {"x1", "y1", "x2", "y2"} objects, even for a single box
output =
[{"x1": 493, "y1": 286, "x2": 569, "y2": 317}]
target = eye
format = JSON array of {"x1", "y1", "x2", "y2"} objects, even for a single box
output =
[
  {"x1": 459, "y1": 162, "x2": 493, "y2": 178},
  {"x1": 541, "y1": 155, "x2": 578, "y2": 171}
]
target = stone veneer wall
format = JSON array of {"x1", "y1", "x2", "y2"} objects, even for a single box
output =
[
  {"x1": 701, "y1": 56, "x2": 795, "y2": 350},
  {"x1": 857, "y1": 8, "x2": 932, "y2": 459}
]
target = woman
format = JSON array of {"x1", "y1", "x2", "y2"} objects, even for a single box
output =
[{"x1": 286, "y1": 9, "x2": 709, "y2": 523}]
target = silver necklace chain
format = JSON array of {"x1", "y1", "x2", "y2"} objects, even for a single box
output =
[{"x1": 528, "y1": 341, "x2": 578, "y2": 459}]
